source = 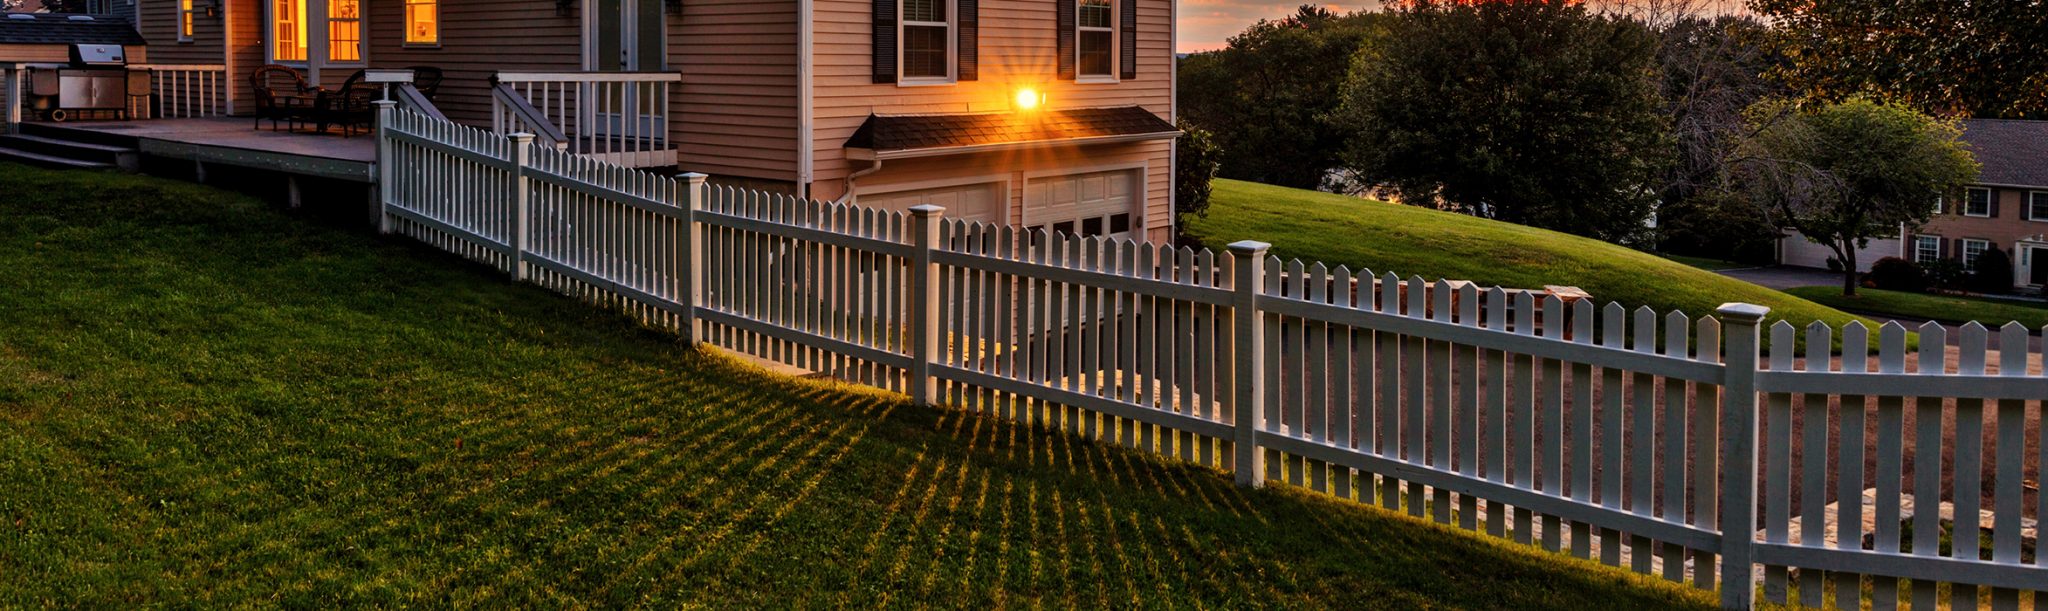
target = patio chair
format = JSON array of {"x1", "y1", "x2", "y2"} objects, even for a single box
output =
[
  {"x1": 404, "y1": 66, "x2": 445, "y2": 101},
  {"x1": 250, "y1": 64, "x2": 314, "y2": 131},
  {"x1": 315, "y1": 70, "x2": 378, "y2": 136}
]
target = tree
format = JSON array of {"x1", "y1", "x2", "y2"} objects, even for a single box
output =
[
  {"x1": 1335, "y1": 0, "x2": 1672, "y2": 244},
  {"x1": 1748, "y1": 0, "x2": 2048, "y2": 119},
  {"x1": 1646, "y1": 15, "x2": 1788, "y2": 259},
  {"x1": 1972, "y1": 245, "x2": 2014, "y2": 295},
  {"x1": 1732, "y1": 98, "x2": 1978, "y2": 296},
  {"x1": 1177, "y1": 6, "x2": 1386, "y2": 189},
  {"x1": 1173, "y1": 118, "x2": 1223, "y2": 245}
]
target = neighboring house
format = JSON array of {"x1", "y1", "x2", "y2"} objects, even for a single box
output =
[
  {"x1": 128, "y1": 0, "x2": 1180, "y2": 242},
  {"x1": 1777, "y1": 118, "x2": 2048, "y2": 285},
  {"x1": 1908, "y1": 119, "x2": 2048, "y2": 290}
]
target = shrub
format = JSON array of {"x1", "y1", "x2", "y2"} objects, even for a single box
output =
[
  {"x1": 1865, "y1": 257, "x2": 1926, "y2": 292},
  {"x1": 1174, "y1": 118, "x2": 1223, "y2": 245},
  {"x1": 1923, "y1": 258, "x2": 1968, "y2": 291},
  {"x1": 1972, "y1": 244, "x2": 2014, "y2": 294}
]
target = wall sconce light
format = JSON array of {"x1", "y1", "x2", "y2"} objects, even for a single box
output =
[
  {"x1": 201, "y1": 0, "x2": 222, "y2": 19},
  {"x1": 1013, "y1": 87, "x2": 1045, "y2": 111}
]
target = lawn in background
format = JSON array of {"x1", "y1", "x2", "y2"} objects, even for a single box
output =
[
  {"x1": 0, "y1": 162, "x2": 1715, "y2": 608},
  {"x1": 1661, "y1": 254, "x2": 1752, "y2": 272},
  {"x1": 1786, "y1": 286, "x2": 2048, "y2": 330},
  {"x1": 1186, "y1": 179, "x2": 1882, "y2": 342}
]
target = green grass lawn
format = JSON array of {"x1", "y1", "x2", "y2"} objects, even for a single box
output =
[
  {"x1": 0, "y1": 162, "x2": 1715, "y2": 607},
  {"x1": 1785, "y1": 286, "x2": 2048, "y2": 330},
  {"x1": 1186, "y1": 179, "x2": 1879, "y2": 338}
]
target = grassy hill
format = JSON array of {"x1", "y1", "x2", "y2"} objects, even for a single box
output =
[{"x1": 1186, "y1": 179, "x2": 1875, "y2": 336}]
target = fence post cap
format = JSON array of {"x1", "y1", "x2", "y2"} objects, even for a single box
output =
[
  {"x1": 676, "y1": 172, "x2": 708, "y2": 184},
  {"x1": 506, "y1": 132, "x2": 535, "y2": 143},
  {"x1": 909, "y1": 204, "x2": 946, "y2": 217},
  {"x1": 1226, "y1": 240, "x2": 1272, "y2": 254},
  {"x1": 371, "y1": 99, "x2": 396, "y2": 108},
  {"x1": 1715, "y1": 302, "x2": 1771, "y2": 322}
]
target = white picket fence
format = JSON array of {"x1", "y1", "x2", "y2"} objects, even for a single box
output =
[{"x1": 375, "y1": 105, "x2": 2046, "y2": 610}]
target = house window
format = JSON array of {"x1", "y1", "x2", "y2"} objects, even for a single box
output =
[
  {"x1": 2031, "y1": 191, "x2": 2048, "y2": 221},
  {"x1": 900, "y1": 0, "x2": 950, "y2": 81},
  {"x1": 1913, "y1": 235, "x2": 1941, "y2": 265},
  {"x1": 1964, "y1": 187, "x2": 1992, "y2": 217},
  {"x1": 178, "y1": 0, "x2": 196, "y2": 40},
  {"x1": 327, "y1": 0, "x2": 362, "y2": 63},
  {"x1": 404, "y1": 0, "x2": 438, "y2": 45},
  {"x1": 1076, "y1": 0, "x2": 1113, "y2": 79},
  {"x1": 1961, "y1": 238, "x2": 1990, "y2": 271},
  {"x1": 272, "y1": 0, "x2": 308, "y2": 62}
]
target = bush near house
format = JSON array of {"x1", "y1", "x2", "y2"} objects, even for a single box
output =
[{"x1": 1865, "y1": 257, "x2": 1927, "y2": 293}]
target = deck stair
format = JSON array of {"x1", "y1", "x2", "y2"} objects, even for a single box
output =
[{"x1": 0, "y1": 123, "x2": 141, "y2": 171}]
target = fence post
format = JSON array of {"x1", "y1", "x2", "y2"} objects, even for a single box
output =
[
  {"x1": 3, "y1": 66, "x2": 21, "y2": 134},
  {"x1": 1716, "y1": 302, "x2": 1769, "y2": 611},
  {"x1": 1228, "y1": 240, "x2": 1270, "y2": 487},
  {"x1": 907, "y1": 204, "x2": 946, "y2": 407},
  {"x1": 506, "y1": 132, "x2": 534, "y2": 281},
  {"x1": 678, "y1": 172, "x2": 709, "y2": 346},
  {"x1": 373, "y1": 100, "x2": 396, "y2": 235}
]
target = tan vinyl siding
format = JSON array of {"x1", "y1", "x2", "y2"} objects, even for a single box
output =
[
  {"x1": 366, "y1": 0, "x2": 583, "y2": 126},
  {"x1": 670, "y1": 0, "x2": 800, "y2": 182},
  {"x1": 141, "y1": 0, "x2": 227, "y2": 65}
]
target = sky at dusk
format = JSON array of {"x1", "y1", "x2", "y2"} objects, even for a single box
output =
[{"x1": 1176, "y1": 1, "x2": 1374, "y2": 53}]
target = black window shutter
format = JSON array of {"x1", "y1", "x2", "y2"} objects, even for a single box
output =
[
  {"x1": 1990, "y1": 189, "x2": 2001, "y2": 218},
  {"x1": 1056, "y1": 0, "x2": 1076, "y2": 80},
  {"x1": 1119, "y1": 0, "x2": 1136, "y2": 79},
  {"x1": 873, "y1": 0, "x2": 898, "y2": 84},
  {"x1": 958, "y1": 0, "x2": 978, "y2": 81}
]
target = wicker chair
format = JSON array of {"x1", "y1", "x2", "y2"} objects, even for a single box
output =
[
  {"x1": 250, "y1": 64, "x2": 313, "y2": 131},
  {"x1": 314, "y1": 70, "x2": 379, "y2": 136},
  {"x1": 404, "y1": 66, "x2": 445, "y2": 101}
]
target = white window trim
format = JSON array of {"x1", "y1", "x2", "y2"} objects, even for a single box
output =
[
  {"x1": 1963, "y1": 187, "x2": 1993, "y2": 218},
  {"x1": 2020, "y1": 241, "x2": 2048, "y2": 287},
  {"x1": 2029, "y1": 190, "x2": 2048, "y2": 222},
  {"x1": 264, "y1": 0, "x2": 368, "y2": 73},
  {"x1": 1912, "y1": 234, "x2": 1942, "y2": 265},
  {"x1": 325, "y1": 0, "x2": 367, "y2": 67},
  {"x1": 1960, "y1": 238, "x2": 1990, "y2": 271},
  {"x1": 1022, "y1": 161, "x2": 1148, "y2": 238},
  {"x1": 403, "y1": 0, "x2": 441, "y2": 48},
  {"x1": 1074, "y1": 0, "x2": 1117, "y2": 84},
  {"x1": 896, "y1": 0, "x2": 956, "y2": 86}
]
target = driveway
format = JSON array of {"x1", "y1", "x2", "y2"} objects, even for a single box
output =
[{"x1": 1717, "y1": 265, "x2": 1839, "y2": 290}]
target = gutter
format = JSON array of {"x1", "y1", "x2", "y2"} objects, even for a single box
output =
[
  {"x1": 835, "y1": 159, "x2": 883, "y2": 205},
  {"x1": 847, "y1": 130, "x2": 1183, "y2": 161}
]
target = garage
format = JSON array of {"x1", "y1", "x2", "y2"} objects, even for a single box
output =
[
  {"x1": 861, "y1": 181, "x2": 1005, "y2": 223},
  {"x1": 1780, "y1": 230, "x2": 1902, "y2": 272},
  {"x1": 1025, "y1": 169, "x2": 1140, "y2": 240}
]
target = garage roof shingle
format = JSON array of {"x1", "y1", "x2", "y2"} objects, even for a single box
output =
[{"x1": 845, "y1": 106, "x2": 1178, "y2": 153}]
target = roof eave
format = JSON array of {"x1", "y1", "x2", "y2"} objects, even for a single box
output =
[{"x1": 853, "y1": 130, "x2": 1183, "y2": 161}]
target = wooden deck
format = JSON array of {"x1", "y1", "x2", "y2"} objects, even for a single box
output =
[{"x1": 39, "y1": 118, "x2": 376, "y2": 183}]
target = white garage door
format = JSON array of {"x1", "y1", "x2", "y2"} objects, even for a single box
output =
[
  {"x1": 1781, "y1": 230, "x2": 1901, "y2": 272},
  {"x1": 1026, "y1": 169, "x2": 1139, "y2": 240},
  {"x1": 862, "y1": 182, "x2": 1004, "y2": 223}
]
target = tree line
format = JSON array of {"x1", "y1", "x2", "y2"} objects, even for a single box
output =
[{"x1": 1176, "y1": 0, "x2": 2040, "y2": 295}]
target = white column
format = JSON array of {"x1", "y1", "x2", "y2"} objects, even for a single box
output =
[
  {"x1": 1228, "y1": 240, "x2": 1270, "y2": 487},
  {"x1": 907, "y1": 204, "x2": 946, "y2": 407},
  {"x1": 1716, "y1": 302, "x2": 1769, "y2": 611}
]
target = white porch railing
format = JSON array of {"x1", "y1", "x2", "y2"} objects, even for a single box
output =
[
  {"x1": 489, "y1": 71, "x2": 680, "y2": 169},
  {"x1": 132, "y1": 64, "x2": 228, "y2": 119},
  {"x1": 377, "y1": 105, "x2": 2048, "y2": 611}
]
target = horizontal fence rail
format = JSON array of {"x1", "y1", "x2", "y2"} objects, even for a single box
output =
[{"x1": 374, "y1": 106, "x2": 2046, "y2": 610}]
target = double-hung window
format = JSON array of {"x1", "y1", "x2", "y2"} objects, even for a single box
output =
[
  {"x1": 327, "y1": 0, "x2": 362, "y2": 63},
  {"x1": 273, "y1": 0, "x2": 308, "y2": 61},
  {"x1": 1076, "y1": 0, "x2": 1113, "y2": 80},
  {"x1": 405, "y1": 0, "x2": 439, "y2": 46},
  {"x1": 178, "y1": 0, "x2": 197, "y2": 40},
  {"x1": 1913, "y1": 235, "x2": 1942, "y2": 265},
  {"x1": 1964, "y1": 187, "x2": 1992, "y2": 217},
  {"x1": 2031, "y1": 191, "x2": 2048, "y2": 221},
  {"x1": 901, "y1": 0, "x2": 951, "y2": 81},
  {"x1": 1961, "y1": 238, "x2": 1990, "y2": 271}
]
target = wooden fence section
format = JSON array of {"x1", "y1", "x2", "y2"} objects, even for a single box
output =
[{"x1": 376, "y1": 107, "x2": 2045, "y2": 610}]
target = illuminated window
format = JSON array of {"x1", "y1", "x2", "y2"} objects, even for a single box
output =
[
  {"x1": 405, "y1": 0, "x2": 438, "y2": 45},
  {"x1": 901, "y1": 0, "x2": 950, "y2": 80},
  {"x1": 272, "y1": 0, "x2": 308, "y2": 62},
  {"x1": 328, "y1": 0, "x2": 361, "y2": 63},
  {"x1": 1076, "y1": 0, "x2": 1112, "y2": 78},
  {"x1": 178, "y1": 0, "x2": 196, "y2": 40}
]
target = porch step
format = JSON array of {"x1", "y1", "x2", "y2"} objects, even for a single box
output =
[
  {"x1": 18, "y1": 122, "x2": 142, "y2": 149},
  {"x1": 0, "y1": 134, "x2": 138, "y2": 170},
  {"x1": 0, "y1": 145, "x2": 117, "y2": 171}
]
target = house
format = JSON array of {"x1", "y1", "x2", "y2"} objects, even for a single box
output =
[
  {"x1": 1907, "y1": 118, "x2": 2048, "y2": 290},
  {"x1": 114, "y1": 0, "x2": 1180, "y2": 242},
  {"x1": 1776, "y1": 118, "x2": 2048, "y2": 286}
]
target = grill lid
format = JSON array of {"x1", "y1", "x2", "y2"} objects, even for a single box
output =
[{"x1": 71, "y1": 43, "x2": 125, "y2": 66}]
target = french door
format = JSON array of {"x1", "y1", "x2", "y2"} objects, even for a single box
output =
[{"x1": 584, "y1": 0, "x2": 666, "y2": 142}]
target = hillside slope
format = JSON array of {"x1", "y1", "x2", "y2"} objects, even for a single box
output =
[{"x1": 1186, "y1": 179, "x2": 1871, "y2": 333}]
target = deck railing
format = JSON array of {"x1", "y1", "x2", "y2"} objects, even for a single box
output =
[
  {"x1": 132, "y1": 64, "x2": 228, "y2": 119},
  {"x1": 376, "y1": 105, "x2": 2047, "y2": 610},
  {"x1": 488, "y1": 71, "x2": 679, "y2": 169}
]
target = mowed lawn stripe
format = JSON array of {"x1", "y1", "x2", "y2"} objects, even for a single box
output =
[{"x1": 0, "y1": 163, "x2": 1712, "y2": 608}]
